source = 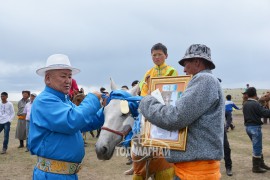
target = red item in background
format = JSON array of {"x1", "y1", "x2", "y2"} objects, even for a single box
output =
[{"x1": 69, "y1": 79, "x2": 79, "y2": 99}]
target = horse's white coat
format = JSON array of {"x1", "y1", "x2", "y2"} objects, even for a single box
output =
[{"x1": 95, "y1": 79, "x2": 140, "y2": 160}]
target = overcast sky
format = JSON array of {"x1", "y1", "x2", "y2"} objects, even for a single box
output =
[{"x1": 1, "y1": 0, "x2": 270, "y2": 101}]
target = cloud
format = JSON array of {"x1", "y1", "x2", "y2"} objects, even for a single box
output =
[
  {"x1": 0, "y1": 0, "x2": 270, "y2": 101},
  {"x1": 0, "y1": 60, "x2": 42, "y2": 77}
]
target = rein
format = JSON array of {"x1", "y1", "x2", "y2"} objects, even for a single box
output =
[{"x1": 101, "y1": 125, "x2": 132, "y2": 140}]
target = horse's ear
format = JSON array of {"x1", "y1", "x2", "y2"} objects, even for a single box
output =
[
  {"x1": 129, "y1": 84, "x2": 140, "y2": 96},
  {"x1": 110, "y1": 78, "x2": 117, "y2": 91}
]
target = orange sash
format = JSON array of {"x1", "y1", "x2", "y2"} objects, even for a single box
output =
[
  {"x1": 17, "y1": 115, "x2": 26, "y2": 120},
  {"x1": 174, "y1": 160, "x2": 221, "y2": 180}
]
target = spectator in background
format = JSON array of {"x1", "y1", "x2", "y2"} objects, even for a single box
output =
[
  {"x1": 23, "y1": 93, "x2": 37, "y2": 152},
  {"x1": 100, "y1": 87, "x2": 106, "y2": 93},
  {"x1": 100, "y1": 87, "x2": 108, "y2": 94},
  {"x1": 0, "y1": 92, "x2": 15, "y2": 154},
  {"x1": 100, "y1": 87, "x2": 109, "y2": 102},
  {"x1": 69, "y1": 78, "x2": 79, "y2": 101},
  {"x1": 242, "y1": 89, "x2": 248, "y2": 105},
  {"x1": 95, "y1": 87, "x2": 110, "y2": 138},
  {"x1": 243, "y1": 87, "x2": 270, "y2": 173},
  {"x1": 121, "y1": 85, "x2": 129, "y2": 91},
  {"x1": 131, "y1": 80, "x2": 139, "y2": 87},
  {"x1": 225, "y1": 95, "x2": 240, "y2": 132},
  {"x1": 131, "y1": 80, "x2": 140, "y2": 96},
  {"x1": 218, "y1": 79, "x2": 233, "y2": 176},
  {"x1": 15, "y1": 90, "x2": 30, "y2": 148}
]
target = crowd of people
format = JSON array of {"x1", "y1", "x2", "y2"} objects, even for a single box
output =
[
  {"x1": 0, "y1": 43, "x2": 270, "y2": 180},
  {"x1": 0, "y1": 91, "x2": 37, "y2": 154}
]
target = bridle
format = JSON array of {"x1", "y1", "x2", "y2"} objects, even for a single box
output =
[
  {"x1": 100, "y1": 90, "x2": 156, "y2": 180},
  {"x1": 100, "y1": 90, "x2": 142, "y2": 140},
  {"x1": 101, "y1": 125, "x2": 132, "y2": 140}
]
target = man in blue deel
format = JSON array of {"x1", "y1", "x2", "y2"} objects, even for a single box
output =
[{"x1": 29, "y1": 54, "x2": 104, "y2": 179}]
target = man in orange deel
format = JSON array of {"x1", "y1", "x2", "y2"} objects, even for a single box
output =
[{"x1": 140, "y1": 44, "x2": 224, "y2": 180}]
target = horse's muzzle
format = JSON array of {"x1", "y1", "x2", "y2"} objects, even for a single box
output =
[{"x1": 95, "y1": 142, "x2": 114, "y2": 160}]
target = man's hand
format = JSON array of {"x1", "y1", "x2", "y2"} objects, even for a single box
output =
[{"x1": 92, "y1": 91, "x2": 102, "y2": 100}]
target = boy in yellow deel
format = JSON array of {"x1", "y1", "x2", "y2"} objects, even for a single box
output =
[
  {"x1": 131, "y1": 43, "x2": 178, "y2": 180},
  {"x1": 139, "y1": 43, "x2": 178, "y2": 96}
]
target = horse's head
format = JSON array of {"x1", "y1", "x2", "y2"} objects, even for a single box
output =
[{"x1": 95, "y1": 79, "x2": 141, "y2": 160}]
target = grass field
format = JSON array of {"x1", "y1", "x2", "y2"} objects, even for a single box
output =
[{"x1": 0, "y1": 88, "x2": 270, "y2": 179}]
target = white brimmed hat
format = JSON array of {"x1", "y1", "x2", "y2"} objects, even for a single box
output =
[
  {"x1": 31, "y1": 93, "x2": 37, "y2": 97},
  {"x1": 178, "y1": 44, "x2": 215, "y2": 70},
  {"x1": 36, "y1": 54, "x2": 80, "y2": 76}
]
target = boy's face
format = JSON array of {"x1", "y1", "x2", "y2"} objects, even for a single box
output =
[{"x1": 151, "y1": 49, "x2": 167, "y2": 66}]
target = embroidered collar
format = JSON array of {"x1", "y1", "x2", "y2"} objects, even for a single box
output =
[{"x1": 154, "y1": 63, "x2": 167, "y2": 70}]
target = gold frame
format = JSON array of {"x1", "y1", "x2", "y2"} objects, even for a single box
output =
[{"x1": 142, "y1": 75, "x2": 192, "y2": 151}]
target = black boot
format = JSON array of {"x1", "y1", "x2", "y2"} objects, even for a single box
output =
[
  {"x1": 226, "y1": 167, "x2": 233, "y2": 176},
  {"x1": 252, "y1": 157, "x2": 267, "y2": 173},
  {"x1": 261, "y1": 154, "x2": 270, "y2": 170},
  {"x1": 230, "y1": 123, "x2": 235, "y2": 130},
  {"x1": 18, "y1": 140, "x2": 24, "y2": 148}
]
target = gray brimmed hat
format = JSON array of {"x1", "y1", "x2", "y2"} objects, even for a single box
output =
[
  {"x1": 36, "y1": 54, "x2": 80, "y2": 76},
  {"x1": 178, "y1": 44, "x2": 215, "y2": 70}
]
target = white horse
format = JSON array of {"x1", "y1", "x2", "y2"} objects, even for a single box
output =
[
  {"x1": 95, "y1": 79, "x2": 174, "y2": 180},
  {"x1": 95, "y1": 79, "x2": 139, "y2": 160}
]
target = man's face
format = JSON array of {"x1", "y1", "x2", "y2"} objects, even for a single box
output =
[
  {"x1": 46, "y1": 69, "x2": 72, "y2": 94},
  {"x1": 183, "y1": 59, "x2": 198, "y2": 75},
  {"x1": 30, "y1": 95, "x2": 36, "y2": 102},
  {"x1": 151, "y1": 49, "x2": 167, "y2": 66},
  {"x1": 242, "y1": 93, "x2": 248, "y2": 100},
  {"x1": 1, "y1": 95, "x2": 7, "y2": 102},
  {"x1": 22, "y1": 92, "x2": 30, "y2": 99}
]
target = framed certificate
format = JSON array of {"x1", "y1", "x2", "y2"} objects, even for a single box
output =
[{"x1": 142, "y1": 75, "x2": 192, "y2": 151}]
